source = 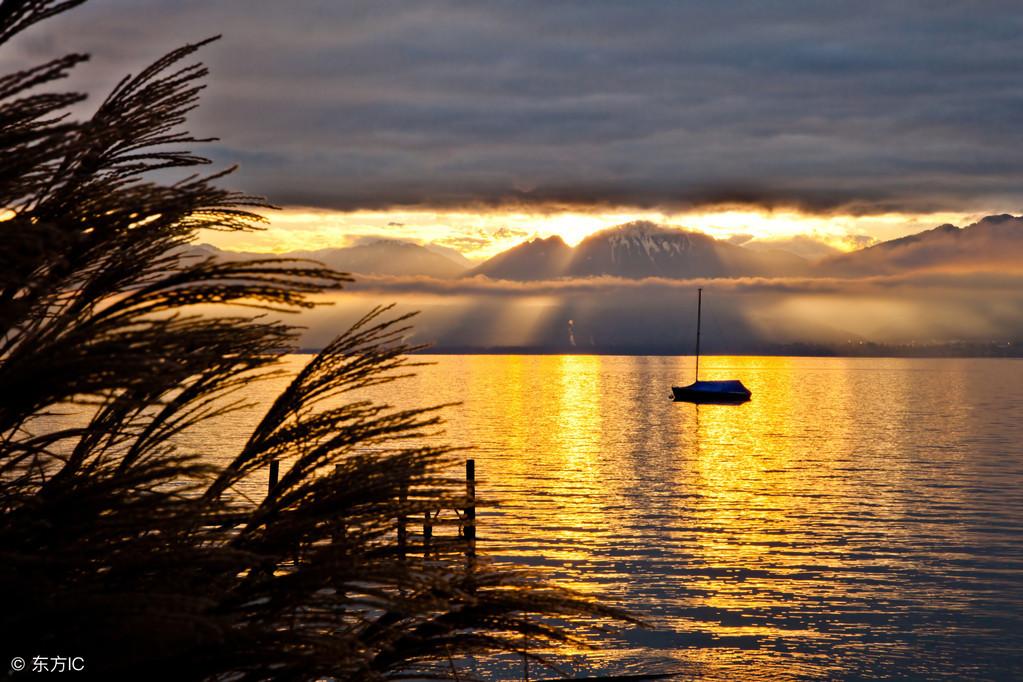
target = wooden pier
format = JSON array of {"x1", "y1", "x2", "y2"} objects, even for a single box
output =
[{"x1": 267, "y1": 457, "x2": 478, "y2": 559}]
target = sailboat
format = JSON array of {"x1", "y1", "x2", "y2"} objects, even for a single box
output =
[{"x1": 671, "y1": 288, "x2": 751, "y2": 403}]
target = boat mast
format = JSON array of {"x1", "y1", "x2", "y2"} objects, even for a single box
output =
[{"x1": 695, "y1": 287, "x2": 702, "y2": 381}]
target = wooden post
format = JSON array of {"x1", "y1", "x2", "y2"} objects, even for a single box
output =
[
  {"x1": 523, "y1": 632, "x2": 529, "y2": 682},
  {"x1": 268, "y1": 459, "x2": 280, "y2": 496},
  {"x1": 333, "y1": 464, "x2": 346, "y2": 545},
  {"x1": 262, "y1": 458, "x2": 282, "y2": 575},
  {"x1": 422, "y1": 511, "x2": 432, "y2": 559},
  {"x1": 464, "y1": 459, "x2": 476, "y2": 559},
  {"x1": 397, "y1": 478, "x2": 408, "y2": 561}
]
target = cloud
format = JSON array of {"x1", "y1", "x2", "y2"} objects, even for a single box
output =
[
  {"x1": 348, "y1": 234, "x2": 406, "y2": 247},
  {"x1": 492, "y1": 227, "x2": 529, "y2": 240},
  {"x1": 433, "y1": 235, "x2": 492, "y2": 252},
  {"x1": 7, "y1": 1, "x2": 1023, "y2": 215},
  {"x1": 841, "y1": 234, "x2": 879, "y2": 250},
  {"x1": 429, "y1": 225, "x2": 529, "y2": 254}
]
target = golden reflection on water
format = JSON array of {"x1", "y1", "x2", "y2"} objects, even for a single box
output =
[
  {"x1": 380, "y1": 355, "x2": 1023, "y2": 680},
  {"x1": 184, "y1": 354, "x2": 1023, "y2": 680},
  {"x1": 474, "y1": 356, "x2": 620, "y2": 593},
  {"x1": 683, "y1": 359, "x2": 842, "y2": 654}
]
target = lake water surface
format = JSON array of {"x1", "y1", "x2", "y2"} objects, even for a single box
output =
[{"x1": 200, "y1": 355, "x2": 1023, "y2": 680}]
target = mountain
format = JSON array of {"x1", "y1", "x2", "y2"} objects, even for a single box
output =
[
  {"x1": 188, "y1": 214, "x2": 1023, "y2": 284},
  {"x1": 740, "y1": 235, "x2": 843, "y2": 261},
  {"x1": 821, "y1": 214, "x2": 1023, "y2": 276},
  {"x1": 288, "y1": 240, "x2": 467, "y2": 278},
  {"x1": 189, "y1": 240, "x2": 468, "y2": 278},
  {"x1": 421, "y1": 243, "x2": 475, "y2": 268},
  {"x1": 469, "y1": 221, "x2": 809, "y2": 280},
  {"x1": 570, "y1": 221, "x2": 807, "y2": 278},
  {"x1": 465, "y1": 235, "x2": 573, "y2": 279}
]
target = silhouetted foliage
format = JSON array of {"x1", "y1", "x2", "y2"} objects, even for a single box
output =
[{"x1": 0, "y1": 2, "x2": 630, "y2": 679}]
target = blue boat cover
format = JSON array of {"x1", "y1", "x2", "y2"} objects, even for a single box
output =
[{"x1": 688, "y1": 380, "x2": 749, "y2": 393}]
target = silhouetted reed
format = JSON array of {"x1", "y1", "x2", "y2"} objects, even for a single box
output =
[{"x1": 0, "y1": 1, "x2": 632, "y2": 679}]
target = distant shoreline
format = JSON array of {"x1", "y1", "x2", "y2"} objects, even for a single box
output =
[{"x1": 296, "y1": 343, "x2": 1023, "y2": 359}]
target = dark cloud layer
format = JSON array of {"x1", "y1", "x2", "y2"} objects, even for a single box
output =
[{"x1": 8, "y1": 1, "x2": 1023, "y2": 213}]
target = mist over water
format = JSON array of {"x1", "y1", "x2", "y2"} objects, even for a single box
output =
[
  {"x1": 294, "y1": 273, "x2": 1023, "y2": 353},
  {"x1": 186, "y1": 355, "x2": 1023, "y2": 680}
]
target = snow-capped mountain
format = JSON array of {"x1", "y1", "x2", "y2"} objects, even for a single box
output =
[
  {"x1": 571, "y1": 221, "x2": 808, "y2": 278},
  {"x1": 470, "y1": 221, "x2": 809, "y2": 280}
]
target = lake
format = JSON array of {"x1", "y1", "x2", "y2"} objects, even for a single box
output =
[{"x1": 194, "y1": 355, "x2": 1023, "y2": 680}]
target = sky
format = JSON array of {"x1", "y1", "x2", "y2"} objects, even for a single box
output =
[
  {"x1": 6, "y1": 0, "x2": 1023, "y2": 261},
  {"x1": 7, "y1": 0, "x2": 1023, "y2": 351}
]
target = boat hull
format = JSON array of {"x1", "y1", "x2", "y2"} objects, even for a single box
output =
[{"x1": 671, "y1": 380, "x2": 751, "y2": 404}]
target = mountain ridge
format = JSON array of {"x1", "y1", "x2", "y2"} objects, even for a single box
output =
[
  {"x1": 192, "y1": 213, "x2": 1023, "y2": 281},
  {"x1": 469, "y1": 220, "x2": 810, "y2": 280},
  {"x1": 187, "y1": 240, "x2": 468, "y2": 278},
  {"x1": 820, "y1": 214, "x2": 1023, "y2": 276}
]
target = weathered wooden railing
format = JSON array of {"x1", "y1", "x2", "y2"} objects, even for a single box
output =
[
  {"x1": 266, "y1": 457, "x2": 478, "y2": 559},
  {"x1": 264, "y1": 458, "x2": 679, "y2": 682}
]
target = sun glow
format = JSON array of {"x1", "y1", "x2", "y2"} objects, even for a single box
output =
[{"x1": 200, "y1": 206, "x2": 985, "y2": 263}]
